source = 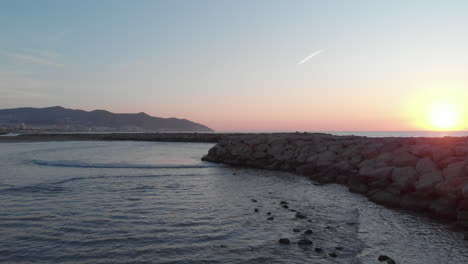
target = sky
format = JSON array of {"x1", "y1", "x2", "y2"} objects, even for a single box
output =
[{"x1": 1, "y1": 0, "x2": 468, "y2": 132}]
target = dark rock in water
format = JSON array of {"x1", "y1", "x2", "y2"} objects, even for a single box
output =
[
  {"x1": 297, "y1": 239, "x2": 313, "y2": 245},
  {"x1": 348, "y1": 175, "x2": 369, "y2": 193},
  {"x1": 251, "y1": 199, "x2": 257, "y2": 203},
  {"x1": 282, "y1": 204, "x2": 289, "y2": 209},
  {"x1": 267, "y1": 212, "x2": 271, "y2": 215},
  {"x1": 280, "y1": 201, "x2": 288, "y2": 205},
  {"x1": 329, "y1": 252, "x2": 337, "y2": 258},
  {"x1": 254, "y1": 208, "x2": 259, "y2": 212},
  {"x1": 378, "y1": 255, "x2": 396, "y2": 263},
  {"x1": 295, "y1": 213, "x2": 307, "y2": 219},
  {"x1": 304, "y1": 229, "x2": 313, "y2": 235},
  {"x1": 293, "y1": 228, "x2": 300, "y2": 232},
  {"x1": 314, "y1": 247, "x2": 323, "y2": 253},
  {"x1": 279, "y1": 238, "x2": 291, "y2": 245},
  {"x1": 267, "y1": 217, "x2": 274, "y2": 220}
]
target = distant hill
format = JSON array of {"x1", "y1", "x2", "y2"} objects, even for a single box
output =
[{"x1": 0, "y1": 106, "x2": 213, "y2": 132}]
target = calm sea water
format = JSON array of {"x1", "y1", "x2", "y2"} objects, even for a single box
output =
[{"x1": 1, "y1": 141, "x2": 468, "y2": 264}]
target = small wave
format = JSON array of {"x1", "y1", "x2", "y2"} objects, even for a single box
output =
[
  {"x1": 3, "y1": 184, "x2": 68, "y2": 195},
  {"x1": 29, "y1": 159, "x2": 221, "y2": 169}
]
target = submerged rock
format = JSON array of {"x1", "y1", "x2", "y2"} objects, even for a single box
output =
[
  {"x1": 378, "y1": 255, "x2": 396, "y2": 263},
  {"x1": 295, "y1": 213, "x2": 307, "y2": 219},
  {"x1": 297, "y1": 239, "x2": 313, "y2": 245},
  {"x1": 278, "y1": 238, "x2": 290, "y2": 244}
]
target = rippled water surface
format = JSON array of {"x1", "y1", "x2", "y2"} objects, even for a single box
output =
[{"x1": 1, "y1": 141, "x2": 468, "y2": 264}]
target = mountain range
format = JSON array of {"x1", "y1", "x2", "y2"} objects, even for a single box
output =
[{"x1": 0, "y1": 106, "x2": 213, "y2": 132}]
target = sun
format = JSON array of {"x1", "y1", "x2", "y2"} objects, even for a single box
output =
[{"x1": 428, "y1": 103, "x2": 461, "y2": 131}]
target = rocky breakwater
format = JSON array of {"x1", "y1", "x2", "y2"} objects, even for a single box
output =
[{"x1": 202, "y1": 133, "x2": 468, "y2": 225}]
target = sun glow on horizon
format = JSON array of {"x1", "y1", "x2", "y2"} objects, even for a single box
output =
[
  {"x1": 428, "y1": 103, "x2": 461, "y2": 131},
  {"x1": 406, "y1": 87, "x2": 467, "y2": 132}
]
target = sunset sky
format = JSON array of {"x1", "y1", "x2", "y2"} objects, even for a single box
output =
[{"x1": 1, "y1": 0, "x2": 468, "y2": 131}]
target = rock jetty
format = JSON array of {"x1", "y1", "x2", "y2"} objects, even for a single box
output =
[{"x1": 202, "y1": 133, "x2": 468, "y2": 225}]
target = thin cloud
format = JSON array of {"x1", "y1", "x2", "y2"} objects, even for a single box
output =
[
  {"x1": 1, "y1": 50, "x2": 64, "y2": 67},
  {"x1": 297, "y1": 49, "x2": 326, "y2": 65},
  {"x1": 23, "y1": 48, "x2": 60, "y2": 59}
]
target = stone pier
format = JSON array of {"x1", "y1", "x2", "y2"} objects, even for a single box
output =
[{"x1": 202, "y1": 133, "x2": 468, "y2": 225}]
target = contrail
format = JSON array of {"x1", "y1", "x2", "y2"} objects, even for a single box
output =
[{"x1": 297, "y1": 49, "x2": 325, "y2": 65}]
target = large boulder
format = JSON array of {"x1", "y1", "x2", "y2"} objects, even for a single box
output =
[
  {"x1": 429, "y1": 195, "x2": 458, "y2": 219},
  {"x1": 409, "y1": 144, "x2": 432, "y2": 157},
  {"x1": 439, "y1": 157, "x2": 465, "y2": 169},
  {"x1": 375, "y1": 153, "x2": 393, "y2": 166},
  {"x1": 315, "y1": 150, "x2": 337, "y2": 167},
  {"x1": 230, "y1": 143, "x2": 251, "y2": 157},
  {"x1": 296, "y1": 163, "x2": 317, "y2": 176},
  {"x1": 455, "y1": 145, "x2": 468, "y2": 156},
  {"x1": 348, "y1": 174, "x2": 369, "y2": 193},
  {"x1": 456, "y1": 199, "x2": 468, "y2": 226},
  {"x1": 400, "y1": 192, "x2": 432, "y2": 211},
  {"x1": 432, "y1": 146, "x2": 455, "y2": 163},
  {"x1": 462, "y1": 184, "x2": 468, "y2": 199},
  {"x1": 435, "y1": 177, "x2": 468, "y2": 197},
  {"x1": 368, "y1": 189, "x2": 401, "y2": 207},
  {"x1": 360, "y1": 166, "x2": 394, "y2": 182},
  {"x1": 442, "y1": 161, "x2": 467, "y2": 180},
  {"x1": 415, "y1": 157, "x2": 439, "y2": 174},
  {"x1": 414, "y1": 171, "x2": 443, "y2": 193},
  {"x1": 391, "y1": 167, "x2": 418, "y2": 191},
  {"x1": 251, "y1": 151, "x2": 267, "y2": 159},
  {"x1": 391, "y1": 151, "x2": 419, "y2": 167}
]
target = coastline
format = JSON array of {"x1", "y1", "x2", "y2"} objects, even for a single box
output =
[
  {"x1": 5, "y1": 132, "x2": 468, "y2": 226},
  {"x1": 0, "y1": 132, "x2": 230, "y2": 143},
  {"x1": 202, "y1": 133, "x2": 468, "y2": 227}
]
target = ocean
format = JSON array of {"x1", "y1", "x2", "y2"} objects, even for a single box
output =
[{"x1": 1, "y1": 141, "x2": 468, "y2": 263}]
